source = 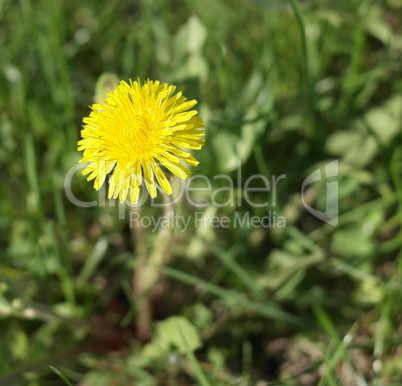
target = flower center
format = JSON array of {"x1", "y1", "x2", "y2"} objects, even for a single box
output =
[{"x1": 123, "y1": 111, "x2": 163, "y2": 156}]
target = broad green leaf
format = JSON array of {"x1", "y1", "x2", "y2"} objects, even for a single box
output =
[
  {"x1": 94, "y1": 72, "x2": 119, "y2": 101},
  {"x1": 331, "y1": 227, "x2": 375, "y2": 258},
  {"x1": 157, "y1": 316, "x2": 201, "y2": 352},
  {"x1": 326, "y1": 94, "x2": 402, "y2": 166},
  {"x1": 326, "y1": 130, "x2": 377, "y2": 167},
  {"x1": 365, "y1": 94, "x2": 402, "y2": 144},
  {"x1": 141, "y1": 316, "x2": 201, "y2": 360}
]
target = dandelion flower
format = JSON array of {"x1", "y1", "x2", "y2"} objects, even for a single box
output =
[{"x1": 78, "y1": 79, "x2": 205, "y2": 203}]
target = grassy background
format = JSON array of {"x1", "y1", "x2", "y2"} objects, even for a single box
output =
[{"x1": 1, "y1": 0, "x2": 402, "y2": 384}]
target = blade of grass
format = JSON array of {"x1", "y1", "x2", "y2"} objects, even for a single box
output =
[
  {"x1": 288, "y1": 0, "x2": 316, "y2": 138},
  {"x1": 177, "y1": 326, "x2": 211, "y2": 386},
  {"x1": 309, "y1": 193, "x2": 395, "y2": 240},
  {"x1": 160, "y1": 265, "x2": 311, "y2": 328},
  {"x1": 210, "y1": 243, "x2": 267, "y2": 298},
  {"x1": 312, "y1": 304, "x2": 341, "y2": 343},
  {"x1": 15, "y1": 65, "x2": 48, "y2": 280},
  {"x1": 49, "y1": 366, "x2": 74, "y2": 386},
  {"x1": 53, "y1": 184, "x2": 76, "y2": 305},
  {"x1": 314, "y1": 308, "x2": 365, "y2": 386},
  {"x1": 77, "y1": 236, "x2": 109, "y2": 285}
]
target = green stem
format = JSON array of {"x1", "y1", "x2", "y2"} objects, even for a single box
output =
[{"x1": 132, "y1": 193, "x2": 174, "y2": 340}]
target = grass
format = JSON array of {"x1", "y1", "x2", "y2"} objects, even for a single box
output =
[{"x1": 1, "y1": 0, "x2": 402, "y2": 384}]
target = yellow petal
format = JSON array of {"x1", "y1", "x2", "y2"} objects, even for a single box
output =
[
  {"x1": 181, "y1": 155, "x2": 199, "y2": 167},
  {"x1": 153, "y1": 163, "x2": 172, "y2": 195},
  {"x1": 130, "y1": 182, "x2": 140, "y2": 203},
  {"x1": 142, "y1": 161, "x2": 157, "y2": 198},
  {"x1": 159, "y1": 157, "x2": 190, "y2": 179}
]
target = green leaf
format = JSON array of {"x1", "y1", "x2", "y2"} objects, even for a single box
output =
[
  {"x1": 326, "y1": 130, "x2": 377, "y2": 167},
  {"x1": 175, "y1": 16, "x2": 207, "y2": 55},
  {"x1": 331, "y1": 226, "x2": 375, "y2": 258},
  {"x1": 326, "y1": 94, "x2": 402, "y2": 166},
  {"x1": 211, "y1": 70, "x2": 273, "y2": 172},
  {"x1": 141, "y1": 316, "x2": 202, "y2": 360},
  {"x1": 365, "y1": 94, "x2": 402, "y2": 145},
  {"x1": 94, "y1": 72, "x2": 119, "y2": 100},
  {"x1": 157, "y1": 316, "x2": 201, "y2": 352}
]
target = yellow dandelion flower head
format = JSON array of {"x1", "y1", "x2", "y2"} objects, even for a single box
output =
[{"x1": 77, "y1": 79, "x2": 205, "y2": 203}]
